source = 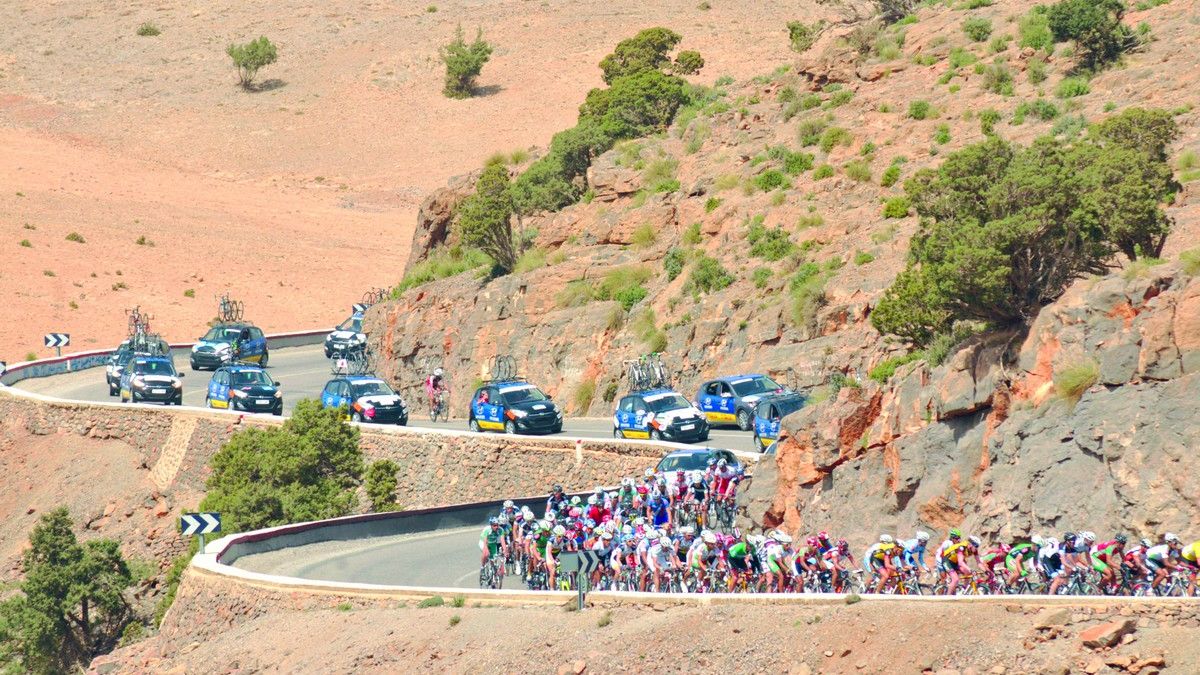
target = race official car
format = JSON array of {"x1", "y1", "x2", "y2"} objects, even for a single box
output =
[
  {"x1": 320, "y1": 375, "x2": 409, "y2": 425},
  {"x1": 190, "y1": 323, "x2": 268, "y2": 370},
  {"x1": 695, "y1": 374, "x2": 790, "y2": 431},
  {"x1": 324, "y1": 312, "x2": 366, "y2": 358},
  {"x1": 205, "y1": 364, "x2": 282, "y2": 415},
  {"x1": 118, "y1": 355, "x2": 184, "y2": 405},
  {"x1": 469, "y1": 381, "x2": 562, "y2": 435},
  {"x1": 752, "y1": 392, "x2": 806, "y2": 451},
  {"x1": 613, "y1": 388, "x2": 708, "y2": 443}
]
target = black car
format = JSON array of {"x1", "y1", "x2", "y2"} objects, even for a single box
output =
[
  {"x1": 320, "y1": 376, "x2": 409, "y2": 425},
  {"x1": 468, "y1": 381, "x2": 563, "y2": 435},
  {"x1": 324, "y1": 311, "x2": 367, "y2": 358},
  {"x1": 118, "y1": 355, "x2": 184, "y2": 405},
  {"x1": 106, "y1": 336, "x2": 170, "y2": 396},
  {"x1": 654, "y1": 448, "x2": 742, "y2": 474}
]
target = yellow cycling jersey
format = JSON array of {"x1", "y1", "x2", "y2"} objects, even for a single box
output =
[
  {"x1": 1184, "y1": 542, "x2": 1200, "y2": 562},
  {"x1": 942, "y1": 542, "x2": 972, "y2": 564},
  {"x1": 871, "y1": 542, "x2": 898, "y2": 561}
]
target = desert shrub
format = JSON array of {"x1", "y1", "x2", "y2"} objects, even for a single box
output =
[
  {"x1": 948, "y1": 47, "x2": 977, "y2": 69},
  {"x1": 136, "y1": 22, "x2": 160, "y2": 37},
  {"x1": 788, "y1": 20, "x2": 825, "y2": 52},
  {"x1": 875, "y1": 0, "x2": 916, "y2": 24},
  {"x1": 688, "y1": 255, "x2": 734, "y2": 293},
  {"x1": 854, "y1": 250, "x2": 876, "y2": 265},
  {"x1": 418, "y1": 596, "x2": 445, "y2": 609},
  {"x1": 819, "y1": 127, "x2": 853, "y2": 153},
  {"x1": 748, "y1": 221, "x2": 795, "y2": 261},
  {"x1": 880, "y1": 164, "x2": 902, "y2": 187},
  {"x1": 882, "y1": 196, "x2": 911, "y2": 218},
  {"x1": 226, "y1": 36, "x2": 278, "y2": 89},
  {"x1": 394, "y1": 247, "x2": 490, "y2": 294},
  {"x1": 457, "y1": 162, "x2": 517, "y2": 273},
  {"x1": 1018, "y1": 10, "x2": 1054, "y2": 51},
  {"x1": 753, "y1": 169, "x2": 789, "y2": 192},
  {"x1": 513, "y1": 247, "x2": 547, "y2": 273},
  {"x1": 933, "y1": 124, "x2": 951, "y2": 144},
  {"x1": 868, "y1": 352, "x2": 924, "y2": 383},
  {"x1": 1045, "y1": 0, "x2": 1135, "y2": 70},
  {"x1": 813, "y1": 164, "x2": 834, "y2": 180},
  {"x1": 788, "y1": 262, "x2": 829, "y2": 328},
  {"x1": 979, "y1": 108, "x2": 1002, "y2": 135},
  {"x1": 1027, "y1": 57, "x2": 1048, "y2": 84},
  {"x1": 752, "y1": 267, "x2": 773, "y2": 289},
  {"x1": 1179, "y1": 248, "x2": 1200, "y2": 276},
  {"x1": 962, "y1": 17, "x2": 993, "y2": 42},
  {"x1": 907, "y1": 100, "x2": 932, "y2": 120},
  {"x1": 572, "y1": 378, "x2": 596, "y2": 413},
  {"x1": 1053, "y1": 358, "x2": 1098, "y2": 404},
  {"x1": 1018, "y1": 99, "x2": 1060, "y2": 121},
  {"x1": 828, "y1": 90, "x2": 854, "y2": 107},
  {"x1": 872, "y1": 112, "x2": 1178, "y2": 345},
  {"x1": 1056, "y1": 76, "x2": 1090, "y2": 98},
  {"x1": 844, "y1": 160, "x2": 872, "y2": 182},
  {"x1": 797, "y1": 118, "x2": 828, "y2": 146},
  {"x1": 1051, "y1": 114, "x2": 1087, "y2": 139},
  {"x1": 65, "y1": 231, "x2": 85, "y2": 243},
  {"x1": 982, "y1": 63, "x2": 1014, "y2": 95},
  {"x1": 365, "y1": 460, "x2": 400, "y2": 512}
]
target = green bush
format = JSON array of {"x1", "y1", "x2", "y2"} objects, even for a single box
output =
[
  {"x1": 948, "y1": 47, "x2": 977, "y2": 69},
  {"x1": 599, "y1": 27, "x2": 696, "y2": 84},
  {"x1": 854, "y1": 250, "x2": 876, "y2": 265},
  {"x1": 687, "y1": 255, "x2": 734, "y2": 293},
  {"x1": 65, "y1": 231, "x2": 85, "y2": 243},
  {"x1": 962, "y1": 17, "x2": 993, "y2": 42},
  {"x1": 882, "y1": 196, "x2": 911, "y2": 218},
  {"x1": 1018, "y1": 99, "x2": 1060, "y2": 121},
  {"x1": 613, "y1": 285, "x2": 648, "y2": 311},
  {"x1": 200, "y1": 399, "x2": 363, "y2": 533},
  {"x1": 226, "y1": 36, "x2": 278, "y2": 89},
  {"x1": 933, "y1": 124, "x2": 951, "y2": 144},
  {"x1": 594, "y1": 266, "x2": 652, "y2": 308},
  {"x1": 788, "y1": 262, "x2": 829, "y2": 328},
  {"x1": 394, "y1": 247, "x2": 490, "y2": 294},
  {"x1": 137, "y1": 22, "x2": 160, "y2": 37},
  {"x1": 872, "y1": 112, "x2": 1178, "y2": 345},
  {"x1": 868, "y1": 352, "x2": 924, "y2": 383},
  {"x1": 753, "y1": 169, "x2": 789, "y2": 192},
  {"x1": 704, "y1": 196, "x2": 722, "y2": 213},
  {"x1": 457, "y1": 163, "x2": 517, "y2": 273},
  {"x1": 797, "y1": 117, "x2": 828, "y2": 146},
  {"x1": 828, "y1": 90, "x2": 854, "y2": 107},
  {"x1": 1046, "y1": 0, "x2": 1135, "y2": 70},
  {"x1": 813, "y1": 164, "x2": 834, "y2": 180},
  {"x1": 1018, "y1": 10, "x2": 1054, "y2": 51},
  {"x1": 1056, "y1": 76, "x2": 1090, "y2": 98},
  {"x1": 631, "y1": 223, "x2": 657, "y2": 249},
  {"x1": 1027, "y1": 57, "x2": 1048, "y2": 84},
  {"x1": 572, "y1": 378, "x2": 596, "y2": 413},
  {"x1": 844, "y1": 160, "x2": 872, "y2": 182},
  {"x1": 752, "y1": 267, "x2": 773, "y2": 289},
  {"x1": 983, "y1": 63, "x2": 1014, "y2": 95},
  {"x1": 1179, "y1": 248, "x2": 1200, "y2": 276},
  {"x1": 748, "y1": 221, "x2": 795, "y2": 261},
  {"x1": 418, "y1": 596, "x2": 446, "y2": 609},
  {"x1": 664, "y1": 247, "x2": 687, "y2": 280},
  {"x1": 907, "y1": 100, "x2": 932, "y2": 120},
  {"x1": 365, "y1": 460, "x2": 400, "y2": 512},
  {"x1": 768, "y1": 146, "x2": 814, "y2": 175},
  {"x1": 880, "y1": 164, "x2": 902, "y2": 187},
  {"x1": 979, "y1": 108, "x2": 1002, "y2": 135},
  {"x1": 819, "y1": 127, "x2": 853, "y2": 153},
  {"x1": 787, "y1": 20, "x2": 825, "y2": 52},
  {"x1": 1053, "y1": 358, "x2": 1098, "y2": 404}
]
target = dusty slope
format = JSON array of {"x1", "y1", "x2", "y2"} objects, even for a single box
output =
[{"x1": 0, "y1": 0, "x2": 805, "y2": 357}]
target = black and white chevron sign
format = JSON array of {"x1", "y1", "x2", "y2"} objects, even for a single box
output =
[
  {"x1": 576, "y1": 550, "x2": 603, "y2": 574},
  {"x1": 180, "y1": 512, "x2": 221, "y2": 536},
  {"x1": 44, "y1": 333, "x2": 70, "y2": 348},
  {"x1": 352, "y1": 303, "x2": 369, "y2": 313}
]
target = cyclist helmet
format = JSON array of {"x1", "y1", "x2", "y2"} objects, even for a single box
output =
[
  {"x1": 838, "y1": 539, "x2": 850, "y2": 553},
  {"x1": 968, "y1": 535, "x2": 981, "y2": 547},
  {"x1": 1031, "y1": 534, "x2": 1045, "y2": 547},
  {"x1": 707, "y1": 458, "x2": 717, "y2": 466},
  {"x1": 679, "y1": 526, "x2": 695, "y2": 536},
  {"x1": 817, "y1": 530, "x2": 830, "y2": 541},
  {"x1": 776, "y1": 532, "x2": 794, "y2": 544},
  {"x1": 488, "y1": 517, "x2": 499, "y2": 526},
  {"x1": 569, "y1": 507, "x2": 582, "y2": 518},
  {"x1": 1062, "y1": 531, "x2": 1076, "y2": 542},
  {"x1": 717, "y1": 459, "x2": 728, "y2": 468},
  {"x1": 497, "y1": 515, "x2": 508, "y2": 525},
  {"x1": 702, "y1": 531, "x2": 717, "y2": 544},
  {"x1": 949, "y1": 529, "x2": 962, "y2": 540},
  {"x1": 644, "y1": 468, "x2": 655, "y2": 478},
  {"x1": 553, "y1": 525, "x2": 567, "y2": 536},
  {"x1": 503, "y1": 499, "x2": 514, "y2": 508},
  {"x1": 1140, "y1": 538, "x2": 1152, "y2": 548},
  {"x1": 675, "y1": 469, "x2": 685, "y2": 476},
  {"x1": 546, "y1": 512, "x2": 557, "y2": 523},
  {"x1": 879, "y1": 534, "x2": 893, "y2": 543},
  {"x1": 585, "y1": 519, "x2": 596, "y2": 529},
  {"x1": 1114, "y1": 534, "x2": 1127, "y2": 545},
  {"x1": 553, "y1": 484, "x2": 563, "y2": 493},
  {"x1": 601, "y1": 530, "x2": 613, "y2": 540},
  {"x1": 916, "y1": 531, "x2": 930, "y2": 543},
  {"x1": 570, "y1": 496, "x2": 582, "y2": 506},
  {"x1": 513, "y1": 511, "x2": 525, "y2": 522},
  {"x1": 806, "y1": 536, "x2": 819, "y2": 548},
  {"x1": 433, "y1": 367, "x2": 443, "y2": 377},
  {"x1": 1081, "y1": 531, "x2": 1096, "y2": 543},
  {"x1": 1165, "y1": 532, "x2": 1180, "y2": 543},
  {"x1": 587, "y1": 495, "x2": 598, "y2": 505}
]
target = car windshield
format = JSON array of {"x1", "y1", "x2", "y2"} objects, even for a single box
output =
[
  {"x1": 351, "y1": 380, "x2": 395, "y2": 397},
  {"x1": 646, "y1": 393, "x2": 690, "y2": 413},
  {"x1": 656, "y1": 453, "x2": 710, "y2": 473},
  {"x1": 337, "y1": 316, "x2": 363, "y2": 332},
  {"x1": 501, "y1": 386, "x2": 548, "y2": 405},
  {"x1": 776, "y1": 397, "x2": 805, "y2": 417},
  {"x1": 203, "y1": 327, "x2": 241, "y2": 342},
  {"x1": 132, "y1": 360, "x2": 175, "y2": 376},
  {"x1": 231, "y1": 370, "x2": 272, "y2": 387},
  {"x1": 729, "y1": 375, "x2": 783, "y2": 397}
]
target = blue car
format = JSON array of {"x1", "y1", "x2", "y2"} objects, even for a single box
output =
[
  {"x1": 324, "y1": 311, "x2": 366, "y2": 358},
  {"x1": 190, "y1": 323, "x2": 268, "y2": 371},
  {"x1": 752, "y1": 393, "x2": 806, "y2": 451},
  {"x1": 321, "y1": 375, "x2": 409, "y2": 425},
  {"x1": 695, "y1": 374, "x2": 790, "y2": 431},
  {"x1": 206, "y1": 364, "x2": 282, "y2": 415},
  {"x1": 119, "y1": 355, "x2": 183, "y2": 405},
  {"x1": 613, "y1": 388, "x2": 708, "y2": 443},
  {"x1": 469, "y1": 381, "x2": 562, "y2": 435}
]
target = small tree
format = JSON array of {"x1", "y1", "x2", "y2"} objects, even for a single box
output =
[
  {"x1": 787, "y1": 21, "x2": 825, "y2": 53},
  {"x1": 458, "y1": 162, "x2": 518, "y2": 274},
  {"x1": 365, "y1": 460, "x2": 400, "y2": 512},
  {"x1": 0, "y1": 509, "x2": 133, "y2": 673},
  {"x1": 1045, "y1": 0, "x2": 1134, "y2": 70},
  {"x1": 599, "y1": 27, "x2": 682, "y2": 84},
  {"x1": 440, "y1": 25, "x2": 492, "y2": 99},
  {"x1": 876, "y1": 0, "x2": 915, "y2": 24},
  {"x1": 671, "y1": 50, "x2": 705, "y2": 76},
  {"x1": 226, "y1": 36, "x2": 278, "y2": 89}
]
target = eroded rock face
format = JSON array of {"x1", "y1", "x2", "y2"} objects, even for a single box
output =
[
  {"x1": 741, "y1": 266, "x2": 1200, "y2": 540},
  {"x1": 405, "y1": 170, "x2": 483, "y2": 271}
]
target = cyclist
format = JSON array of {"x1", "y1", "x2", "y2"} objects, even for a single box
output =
[
  {"x1": 545, "y1": 524, "x2": 570, "y2": 589},
  {"x1": 526, "y1": 521, "x2": 551, "y2": 583},
  {"x1": 823, "y1": 538, "x2": 856, "y2": 592},
  {"x1": 935, "y1": 529, "x2": 962, "y2": 585},
  {"x1": 900, "y1": 531, "x2": 931, "y2": 577},
  {"x1": 726, "y1": 533, "x2": 756, "y2": 591},
  {"x1": 424, "y1": 368, "x2": 448, "y2": 418},
  {"x1": 546, "y1": 484, "x2": 568, "y2": 518},
  {"x1": 1181, "y1": 537, "x2": 1200, "y2": 595},
  {"x1": 1146, "y1": 533, "x2": 1184, "y2": 593},
  {"x1": 1122, "y1": 538, "x2": 1154, "y2": 582},
  {"x1": 864, "y1": 534, "x2": 900, "y2": 593},
  {"x1": 616, "y1": 478, "x2": 637, "y2": 517},
  {"x1": 1039, "y1": 536, "x2": 1065, "y2": 592},
  {"x1": 479, "y1": 517, "x2": 509, "y2": 572},
  {"x1": 941, "y1": 535, "x2": 980, "y2": 595},
  {"x1": 646, "y1": 531, "x2": 681, "y2": 592},
  {"x1": 687, "y1": 530, "x2": 721, "y2": 582},
  {"x1": 1051, "y1": 532, "x2": 1088, "y2": 595},
  {"x1": 645, "y1": 491, "x2": 671, "y2": 530},
  {"x1": 762, "y1": 531, "x2": 793, "y2": 593},
  {"x1": 980, "y1": 543, "x2": 1011, "y2": 585},
  {"x1": 1090, "y1": 535, "x2": 1126, "y2": 592},
  {"x1": 1004, "y1": 538, "x2": 1039, "y2": 589}
]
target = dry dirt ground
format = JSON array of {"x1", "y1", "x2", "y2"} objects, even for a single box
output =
[
  {"x1": 100, "y1": 599, "x2": 1197, "y2": 674},
  {"x1": 0, "y1": 0, "x2": 806, "y2": 357}
]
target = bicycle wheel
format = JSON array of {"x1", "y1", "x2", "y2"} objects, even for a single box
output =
[{"x1": 479, "y1": 566, "x2": 491, "y2": 589}]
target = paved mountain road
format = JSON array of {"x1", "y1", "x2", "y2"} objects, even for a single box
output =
[{"x1": 12, "y1": 344, "x2": 762, "y2": 453}]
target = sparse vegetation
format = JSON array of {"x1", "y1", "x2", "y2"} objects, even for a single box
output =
[
  {"x1": 226, "y1": 36, "x2": 278, "y2": 89},
  {"x1": 631, "y1": 223, "x2": 658, "y2": 249},
  {"x1": 907, "y1": 100, "x2": 932, "y2": 120},
  {"x1": 787, "y1": 20, "x2": 825, "y2": 53},
  {"x1": 394, "y1": 246, "x2": 490, "y2": 295},
  {"x1": 136, "y1": 22, "x2": 160, "y2": 37},
  {"x1": 1019, "y1": 10, "x2": 1054, "y2": 51},
  {"x1": 440, "y1": 25, "x2": 493, "y2": 98},
  {"x1": 747, "y1": 220, "x2": 795, "y2": 261},
  {"x1": 882, "y1": 196, "x2": 910, "y2": 218},
  {"x1": 753, "y1": 169, "x2": 789, "y2": 192},
  {"x1": 418, "y1": 596, "x2": 446, "y2": 609},
  {"x1": 687, "y1": 255, "x2": 734, "y2": 294},
  {"x1": 1054, "y1": 358, "x2": 1099, "y2": 405},
  {"x1": 1179, "y1": 248, "x2": 1200, "y2": 276},
  {"x1": 813, "y1": 164, "x2": 834, "y2": 180},
  {"x1": 1056, "y1": 76, "x2": 1090, "y2": 99},
  {"x1": 365, "y1": 460, "x2": 401, "y2": 512},
  {"x1": 844, "y1": 160, "x2": 872, "y2": 182},
  {"x1": 65, "y1": 232, "x2": 85, "y2": 243},
  {"x1": 752, "y1": 267, "x2": 773, "y2": 289},
  {"x1": 573, "y1": 378, "x2": 596, "y2": 413},
  {"x1": 19, "y1": 239, "x2": 32, "y2": 248},
  {"x1": 881, "y1": 163, "x2": 902, "y2": 187},
  {"x1": 962, "y1": 17, "x2": 993, "y2": 42},
  {"x1": 982, "y1": 63, "x2": 1014, "y2": 95},
  {"x1": 184, "y1": 288, "x2": 195, "y2": 298},
  {"x1": 819, "y1": 127, "x2": 853, "y2": 153},
  {"x1": 854, "y1": 250, "x2": 876, "y2": 265}
]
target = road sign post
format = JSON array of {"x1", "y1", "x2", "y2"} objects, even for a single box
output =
[
  {"x1": 44, "y1": 333, "x2": 70, "y2": 357},
  {"x1": 181, "y1": 512, "x2": 221, "y2": 551},
  {"x1": 559, "y1": 551, "x2": 602, "y2": 610}
]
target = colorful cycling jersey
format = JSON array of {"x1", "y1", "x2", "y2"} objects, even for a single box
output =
[
  {"x1": 646, "y1": 496, "x2": 670, "y2": 527},
  {"x1": 869, "y1": 542, "x2": 898, "y2": 562},
  {"x1": 981, "y1": 548, "x2": 1006, "y2": 567},
  {"x1": 1146, "y1": 544, "x2": 1172, "y2": 562},
  {"x1": 690, "y1": 481, "x2": 707, "y2": 501},
  {"x1": 480, "y1": 526, "x2": 503, "y2": 555},
  {"x1": 532, "y1": 530, "x2": 550, "y2": 555},
  {"x1": 1092, "y1": 541, "x2": 1121, "y2": 562},
  {"x1": 1006, "y1": 542, "x2": 1035, "y2": 562},
  {"x1": 728, "y1": 542, "x2": 751, "y2": 560},
  {"x1": 942, "y1": 542, "x2": 972, "y2": 564},
  {"x1": 900, "y1": 538, "x2": 926, "y2": 568},
  {"x1": 1183, "y1": 542, "x2": 1200, "y2": 562}
]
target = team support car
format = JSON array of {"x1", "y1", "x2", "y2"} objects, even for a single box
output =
[
  {"x1": 695, "y1": 374, "x2": 790, "y2": 431},
  {"x1": 320, "y1": 375, "x2": 409, "y2": 425},
  {"x1": 205, "y1": 364, "x2": 282, "y2": 415},
  {"x1": 106, "y1": 336, "x2": 170, "y2": 396},
  {"x1": 613, "y1": 388, "x2": 709, "y2": 443},
  {"x1": 118, "y1": 355, "x2": 184, "y2": 405},
  {"x1": 654, "y1": 447, "x2": 741, "y2": 474},
  {"x1": 324, "y1": 311, "x2": 366, "y2": 358},
  {"x1": 190, "y1": 323, "x2": 268, "y2": 370},
  {"x1": 469, "y1": 381, "x2": 563, "y2": 435},
  {"x1": 752, "y1": 392, "x2": 806, "y2": 451}
]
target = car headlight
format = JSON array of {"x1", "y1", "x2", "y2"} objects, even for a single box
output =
[
  {"x1": 191, "y1": 345, "x2": 200, "y2": 353},
  {"x1": 556, "y1": 410, "x2": 563, "y2": 419},
  {"x1": 274, "y1": 390, "x2": 283, "y2": 398},
  {"x1": 132, "y1": 376, "x2": 145, "y2": 388},
  {"x1": 172, "y1": 380, "x2": 183, "y2": 389},
  {"x1": 510, "y1": 409, "x2": 528, "y2": 418},
  {"x1": 230, "y1": 389, "x2": 247, "y2": 399}
]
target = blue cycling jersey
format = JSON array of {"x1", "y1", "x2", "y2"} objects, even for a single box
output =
[{"x1": 900, "y1": 539, "x2": 927, "y2": 569}]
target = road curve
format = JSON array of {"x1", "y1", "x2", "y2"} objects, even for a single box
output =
[{"x1": 11, "y1": 344, "x2": 762, "y2": 453}]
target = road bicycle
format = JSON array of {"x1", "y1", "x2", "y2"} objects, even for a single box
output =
[
  {"x1": 487, "y1": 355, "x2": 517, "y2": 381},
  {"x1": 217, "y1": 293, "x2": 244, "y2": 323},
  {"x1": 479, "y1": 554, "x2": 506, "y2": 589},
  {"x1": 430, "y1": 389, "x2": 449, "y2": 423},
  {"x1": 361, "y1": 288, "x2": 387, "y2": 306}
]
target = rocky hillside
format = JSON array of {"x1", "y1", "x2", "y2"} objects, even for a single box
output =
[{"x1": 367, "y1": 0, "x2": 1199, "y2": 426}]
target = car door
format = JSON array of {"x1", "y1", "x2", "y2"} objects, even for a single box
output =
[
  {"x1": 697, "y1": 381, "x2": 719, "y2": 420},
  {"x1": 207, "y1": 370, "x2": 221, "y2": 405},
  {"x1": 632, "y1": 398, "x2": 650, "y2": 435},
  {"x1": 249, "y1": 327, "x2": 266, "y2": 359},
  {"x1": 615, "y1": 396, "x2": 635, "y2": 435},
  {"x1": 753, "y1": 400, "x2": 771, "y2": 442},
  {"x1": 320, "y1": 380, "x2": 340, "y2": 409},
  {"x1": 715, "y1": 382, "x2": 737, "y2": 418}
]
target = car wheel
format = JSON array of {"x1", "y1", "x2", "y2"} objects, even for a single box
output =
[
  {"x1": 324, "y1": 349, "x2": 332, "y2": 359},
  {"x1": 613, "y1": 427, "x2": 624, "y2": 439},
  {"x1": 108, "y1": 385, "x2": 118, "y2": 397},
  {"x1": 650, "y1": 429, "x2": 662, "y2": 441},
  {"x1": 504, "y1": 420, "x2": 517, "y2": 435},
  {"x1": 397, "y1": 417, "x2": 408, "y2": 427},
  {"x1": 351, "y1": 411, "x2": 363, "y2": 423},
  {"x1": 551, "y1": 424, "x2": 562, "y2": 434},
  {"x1": 205, "y1": 397, "x2": 212, "y2": 408},
  {"x1": 190, "y1": 360, "x2": 199, "y2": 371},
  {"x1": 736, "y1": 409, "x2": 752, "y2": 431},
  {"x1": 699, "y1": 430, "x2": 710, "y2": 442},
  {"x1": 260, "y1": 350, "x2": 269, "y2": 367},
  {"x1": 469, "y1": 418, "x2": 481, "y2": 433},
  {"x1": 753, "y1": 434, "x2": 763, "y2": 451},
  {"x1": 174, "y1": 394, "x2": 183, "y2": 406},
  {"x1": 273, "y1": 406, "x2": 282, "y2": 416}
]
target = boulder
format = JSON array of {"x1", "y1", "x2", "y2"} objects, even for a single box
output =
[{"x1": 1079, "y1": 619, "x2": 1135, "y2": 649}]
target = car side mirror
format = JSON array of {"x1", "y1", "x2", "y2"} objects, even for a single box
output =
[
  {"x1": 178, "y1": 372, "x2": 186, "y2": 378},
  {"x1": 274, "y1": 380, "x2": 282, "y2": 386}
]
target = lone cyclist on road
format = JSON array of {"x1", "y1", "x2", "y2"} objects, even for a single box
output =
[{"x1": 424, "y1": 367, "x2": 448, "y2": 418}]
